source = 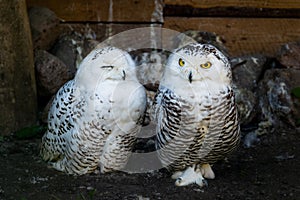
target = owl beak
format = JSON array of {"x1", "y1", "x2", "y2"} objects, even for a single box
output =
[
  {"x1": 122, "y1": 70, "x2": 126, "y2": 80},
  {"x1": 188, "y1": 71, "x2": 193, "y2": 83},
  {"x1": 113, "y1": 66, "x2": 126, "y2": 80}
]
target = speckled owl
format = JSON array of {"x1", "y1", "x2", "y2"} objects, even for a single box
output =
[
  {"x1": 154, "y1": 43, "x2": 240, "y2": 187},
  {"x1": 40, "y1": 46, "x2": 147, "y2": 175}
]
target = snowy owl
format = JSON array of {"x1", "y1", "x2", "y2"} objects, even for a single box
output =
[
  {"x1": 154, "y1": 43, "x2": 240, "y2": 187},
  {"x1": 40, "y1": 46, "x2": 147, "y2": 175}
]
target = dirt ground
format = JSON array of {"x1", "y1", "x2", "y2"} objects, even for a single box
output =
[{"x1": 0, "y1": 126, "x2": 299, "y2": 200}]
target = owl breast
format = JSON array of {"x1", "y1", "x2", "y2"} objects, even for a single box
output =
[{"x1": 155, "y1": 85, "x2": 240, "y2": 171}]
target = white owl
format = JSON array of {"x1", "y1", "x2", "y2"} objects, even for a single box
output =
[
  {"x1": 154, "y1": 43, "x2": 240, "y2": 187},
  {"x1": 40, "y1": 46, "x2": 147, "y2": 175}
]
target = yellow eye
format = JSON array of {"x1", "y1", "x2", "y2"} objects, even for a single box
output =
[
  {"x1": 201, "y1": 61, "x2": 212, "y2": 69},
  {"x1": 178, "y1": 58, "x2": 185, "y2": 67}
]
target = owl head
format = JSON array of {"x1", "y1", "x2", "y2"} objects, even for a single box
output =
[
  {"x1": 75, "y1": 46, "x2": 137, "y2": 91},
  {"x1": 161, "y1": 43, "x2": 232, "y2": 92}
]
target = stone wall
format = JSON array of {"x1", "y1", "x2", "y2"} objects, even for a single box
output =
[{"x1": 1, "y1": 0, "x2": 298, "y2": 137}]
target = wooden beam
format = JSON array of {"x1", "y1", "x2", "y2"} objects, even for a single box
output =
[
  {"x1": 164, "y1": 6, "x2": 300, "y2": 18},
  {"x1": 26, "y1": 0, "x2": 163, "y2": 23},
  {"x1": 164, "y1": 0, "x2": 300, "y2": 18},
  {"x1": 0, "y1": 0, "x2": 37, "y2": 135},
  {"x1": 163, "y1": 17, "x2": 300, "y2": 57},
  {"x1": 164, "y1": 0, "x2": 300, "y2": 9}
]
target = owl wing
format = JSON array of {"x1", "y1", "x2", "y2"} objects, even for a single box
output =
[
  {"x1": 41, "y1": 80, "x2": 107, "y2": 174},
  {"x1": 154, "y1": 86, "x2": 192, "y2": 168},
  {"x1": 40, "y1": 80, "x2": 78, "y2": 162},
  {"x1": 100, "y1": 84, "x2": 147, "y2": 173}
]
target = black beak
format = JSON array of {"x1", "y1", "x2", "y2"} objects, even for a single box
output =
[
  {"x1": 122, "y1": 70, "x2": 126, "y2": 80},
  {"x1": 188, "y1": 71, "x2": 193, "y2": 83}
]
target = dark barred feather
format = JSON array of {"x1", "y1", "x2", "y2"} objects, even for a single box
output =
[{"x1": 155, "y1": 86, "x2": 240, "y2": 171}]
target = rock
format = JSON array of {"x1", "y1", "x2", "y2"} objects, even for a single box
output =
[
  {"x1": 144, "y1": 90, "x2": 158, "y2": 125},
  {"x1": 28, "y1": 6, "x2": 61, "y2": 50},
  {"x1": 82, "y1": 39, "x2": 99, "y2": 58},
  {"x1": 278, "y1": 42, "x2": 300, "y2": 70},
  {"x1": 131, "y1": 50, "x2": 168, "y2": 124},
  {"x1": 132, "y1": 50, "x2": 167, "y2": 86},
  {"x1": 233, "y1": 87, "x2": 257, "y2": 126},
  {"x1": 257, "y1": 68, "x2": 300, "y2": 134},
  {"x1": 40, "y1": 95, "x2": 55, "y2": 124},
  {"x1": 50, "y1": 32, "x2": 99, "y2": 76},
  {"x1": 174, "y1": 31, "x2": 228, "y2": 56},
  {"x1": 34, "y1": 50, "x2": 72, "y2": 97},
  {"x1": 243, "y1": 131, "x2": 260, "y2": 148},
  {"x1": 231, "y1": 55, "x2": 267, "y2": 91},
  {"x1": 231, "y1": 55, "x2": 267, "y2": 126},
  {"x1": 49, "y1": 32, "x2": 81, "y2": 76}
]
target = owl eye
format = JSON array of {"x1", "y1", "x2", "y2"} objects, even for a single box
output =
[
  {"x1": 200, "y1": 61, "x2": 212, "y2": 69},
  {"x1": 101, "y1": 65, "x2": 114, "y2": 70},
  {"x1": 178, "y1": 58, "x2": 185, "y2": 67}
]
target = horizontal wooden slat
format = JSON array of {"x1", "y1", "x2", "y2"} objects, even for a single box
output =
[
  {"x1": 164, "y1": 0, "x2": 300, "y2": 9},
  {"x1": 164, "y1": 0, "x2": 300, "y2": 18},
  {"x1": 163, "y1": 17, "x2": 300, "y2": 57},
  {"x1": 164, "y1": 6, "x2": 300, "y2": 18},
  {"x1": 26, "y1": 0, "x2": 163, "y2": 23}
]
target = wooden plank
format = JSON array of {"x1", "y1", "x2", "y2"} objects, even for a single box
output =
[
  {"x1": 163, "y1": 17, "x2": 300, "y2": 57},
  {"x1": 164, "y1": 5, "x2": 300, "y2": 18},
  {"x1": 26, "y1": 0, "x2": 163, "y2": 23},
  {"x1": 164, "y1": 0, "x2": 300, "y2": 17},
  {"x1": 164, "y1": 0, "x2": 300, "y2": 9},
  {"x1": 0, "y1": 0, "x2": 37, "y2": 135}
]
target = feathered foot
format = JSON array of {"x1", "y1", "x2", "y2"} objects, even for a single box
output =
[
  {"x1": 50, "y1": 159, "x2": 66, "y2": 173},
  {"x1": 171, "y1": 171, "x2": 183, "y2": 179},
  {"x1": 200, "y1": 164, "x2": 215, "y2": 179},
  {"x1": 174, "y1": 165, "x2": 208, "y2": 187},
  {"x1": 50, "y1": 158, "x2": 90, "y2": 175}
]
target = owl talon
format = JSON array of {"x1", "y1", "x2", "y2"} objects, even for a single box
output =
[
  {"x1": 196, "y1": 179, "x2": 208, "y2": 187},
  {"x1": 175, "y1": 177, "x2": 183, "y2": 185},
  {"x1": 203, "y1": 179, "x2": 208, "y2": 186}
]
